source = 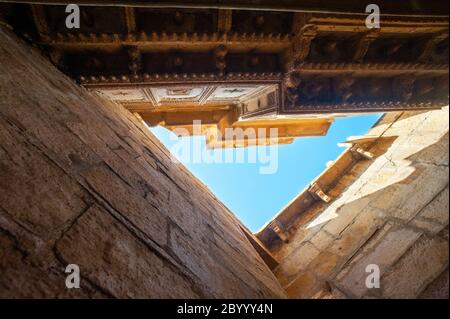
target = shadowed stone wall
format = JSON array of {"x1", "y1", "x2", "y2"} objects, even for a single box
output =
[
  {"x1": 0, "y1": 26, "x2": 286, "y2": 298},
  {"x1": 270, "y1": 108, "x2": 449, "y2": 299}
]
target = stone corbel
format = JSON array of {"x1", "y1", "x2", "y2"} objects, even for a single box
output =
[
  {"x1": 309, "y1": 182, "x2": 331, "y2": 203},
  {"x1": 269, "y1": 220, "x2": 289, "y2": 243},
  {"x1": 393, "y1": 75, "x2": 416, "y2": 102},
  {"x1": 333, "y1": 74, "x2": 355, "y2": 102},
  {"x1": 353, "y1": 29, "x2": 380, "y2": 62},
  {"x1": 292, "y1": 25, "x2": 318, "y2": 64},
  {"x1": 214, "y1": 45, "x2": 228, "y2": 76},
  {"x1": 350, "y1": 144, "x2": 374, "y2": 160},
  {"x1": 418, "y1": 32, "x2": 449, "y2": 63},
  {"x1": 127, "y1": 45, "x2": 142, "y2": 76}
]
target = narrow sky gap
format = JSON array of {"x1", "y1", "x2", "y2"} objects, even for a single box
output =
[{"x1": 151, "y1": 114, "x2": 382, "y2": 232}]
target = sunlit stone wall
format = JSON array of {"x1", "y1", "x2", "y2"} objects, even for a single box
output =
[{"x1": 271, "y1": 107, "x2": 449, "y2": 298}]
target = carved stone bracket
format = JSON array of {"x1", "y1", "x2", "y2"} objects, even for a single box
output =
[
  {"x1": 127, "y1": 45, "x2": 142, "y2": 76},
  {"x1": 350, "y1": 144, "x2": 374, "y2": 160},
  {"x1": 418, "y1": 32, "x2": 449, "y2": 63},
  {"x1": 291, "y1": 25, "x2": 318, "y2": 65},
  {"x1": 392, "y1": 75, "x2": 417, "y2": 102},
  {"x1": 308, "y1": 182, "x2": 331, "y2": 203},
  {"x1": 353, "y1": 29, "x2": 380, "y2": 62},
  {"x1": 269, "y1": 220, "x2": 289, "y2": 243},
  {"x1": 333, "y1": 75, "x2": 355, "y2": 102},
  {"x1": 214, "y1": 44, "x2": 228, "y2": 76}
]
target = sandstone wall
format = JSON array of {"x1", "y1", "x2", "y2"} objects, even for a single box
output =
[
  {"x1": 270, "y1": 108, "x2": 449, "y2": 298},
  {"x1": 0, "y1": 27, "x2": 286, "y2": 298}
]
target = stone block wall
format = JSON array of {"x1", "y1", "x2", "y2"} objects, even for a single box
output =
[
  {"x1": 270, "y1": 108, "x2": 449, "y2": 298},
  {"x1": 0, "y1": 27, "x2": 286, "y2": 298}
]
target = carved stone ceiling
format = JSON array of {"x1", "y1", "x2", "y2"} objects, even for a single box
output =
[
  {"x1": 95, "y1": 84, "x2": 277, "y2": 107},
  {"x1": 0, "y1": 1, "x2": 448, "y2": 118}
]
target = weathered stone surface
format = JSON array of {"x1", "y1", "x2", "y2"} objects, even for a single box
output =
[
  {"x1": 322, "y1": 196, "x2": 373, "y2": 237},
  {"x1": 0, "y1": 27, "x2": 285, "y2": 298},
  {"x1": 0, "y1": 117, "x2": 90, "y2": 240},
  {"x1": 419, "y1": 268, "x2": 449, "y2": 299},
  {"x1": 308, "y1": 251, "x2": 341, "y2": 280},
  {"x1": 309, "y1": 230, "x2": 335, "y2": 251},
  {"x1": 417, "y1": 186, "x2": 449, "y2": 225},
  {"x1": 335, "y1": 225, "x2": 421, "y2": 297},
  {"x1": 56, "y1": 205, "x2": 201, "y2": 298},
  {"x1": 328, "y1": 207, "x2": 385, "y2": 258},
  {"x1": 276, "y1": 242, "x2": 320, "y2": 283},
  {"x1": 269, "y1": 105, "x2": 449, "y2": 299},
  {"x1": 0, "y1": 227, "x2": 105, "y2": 298},
  {"x1": 285, "y1": 271, "x2": 320, "y2": 298},
  {"x1": 381, "y1": 236, "x2": 448, "y2": 299}
]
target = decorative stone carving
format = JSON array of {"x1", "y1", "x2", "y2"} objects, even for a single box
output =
[
  {"x1": 1, "y1": 3, "x2": 447, "y2": 117},
  {"x1": 353, "y1": 29, "x2": 380, "y2": 62},
  {"x1": 292, "y1": 25, "x2": 318, "y2": 63},
  {"x1": 393, "y1": 75, "x2": 416, "y2": 102},
  {"x1": 333, "y1": 75, "x2": 355, "y2": 102}
]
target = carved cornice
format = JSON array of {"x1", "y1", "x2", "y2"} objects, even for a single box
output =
[
  {"x1": 282, "y1": 101, "x2": 448, "y2": 114},
  {"x1": 306, "y1": 16, "x2": 448, "y2": 34},
  {"x1": 42, "y1": 32, "x2": 291, "y2": 50},
  {"x1": 80, "y1": 72, "x2": 283, "y2": 87},
  {"x1": 292, "y1": 62, "x2": 449, "y2": 75},
  {"x1": 3, "y1": 2, "x2": 448, "y2": 116}
]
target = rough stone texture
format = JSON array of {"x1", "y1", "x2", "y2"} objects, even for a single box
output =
[
  {"x1": 419, "y1": 268, "x2": 449, "y2": 299},
  {"x1": 380, "y1": 235, "x2": 448, "y2": 299},
  {"x1": 270, "y1": 106, "x2": 449, "y2": 298},
  {"x1": 0, "y1": 27, "x2": 285, "y2": 298}
]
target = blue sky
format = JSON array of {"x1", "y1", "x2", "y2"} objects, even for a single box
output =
[{"x1": 150, "y1": 114, "x2": 382, "y2": 232}]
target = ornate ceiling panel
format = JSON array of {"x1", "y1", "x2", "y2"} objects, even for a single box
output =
[{"x1": 0, "y1": 1, "x2": 448, "y2": 118}]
